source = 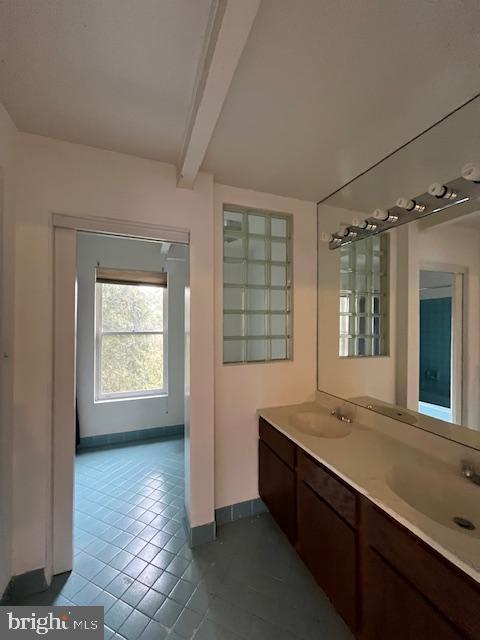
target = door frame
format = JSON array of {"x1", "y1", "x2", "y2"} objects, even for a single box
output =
[
  {"x1": 418, "y1": 262, "x2": 465, "y2": 425},
  {"x1": 51, "y1": 213, "x2": 189, "y2": 576}
]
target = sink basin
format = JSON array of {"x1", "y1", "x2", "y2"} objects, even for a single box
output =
[
  {"x1": 289, "y1": 411, "x2": 352, "y2": 438},
  {"x1": 387, "y1": 461, "x2": 480, "y2": 539}
]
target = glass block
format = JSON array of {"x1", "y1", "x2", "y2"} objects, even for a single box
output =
[
  {"x1": 248, "y1": 214, "x2": 266, "y2": 234},
  {"x1": 372, "y1": 295, "x2": 381, "y2": 314},
  {"x1": 373, "y1": 316, "x2": 380, "y2": 335},
  {"x1": 355, "y1": 273, "x2": 367, "y2": 292},
  {"x1": 339, "y1": 337, "x2": 348, "y2": 357},
  {"x1": 248, "y1": 237, "x2": 266, "y2": 260},
  {"x1": 270, "y1": 314, "x2": 287, "y2": 336},
  {"x1": 223, "y1": 339, "x2": 245, "y2": 363},
  {"x1": 247, "y1": 314, "x2": 266, "y2": 336},
  {"x1": 224, "y1": 210, "x2": 244, "y2": 232},
  {"x1": 358, "y1": 315, "x2": 367, "y2": 335},
  {"x1": 372, "y1": 253, "x2": 381, "y2": 272},
  {"x1": 371, "y1": 236, "x2": 381, "y2": 251},
  {"x1": 373, "y1": 337, "x2": 381, "y2": 356},
  {"x1": 271, "y1": 338, "x2": 287, "y2": 360},
  {"x1": 224, "y1": 261, "x2": 246, "y2": 285},
  {"x1": 247, "y1": 263, "x2": 266, "y2": 286},
  {"x1": 224, "y1": 236, "x2": 245, "y2": 259},
  {"x1": 224, "y1": 287, "x2": 244, "y2": 311},
  {"x1": 340, "y1": 295, "x2": 350, "y2": 313},
  {"x1": 271, "y1": 240, "x2": 287, "y2": 262},
  {"x1": 223, "y1": 314, "x2": 244, "y2": 337},
  {"x1": 271, "y1": 289, "x2": 287, "y2": 312},
  {"x1": 355, "y1": 252, "x2": 367, "y2": 271},
  {"x1": 356, "y1": 295, "x2": 367, "y2": 314},
  {"x1": 340, "y1": 251, "x2": 351, "y2": 270},
  {"x1": 247, "y1": 339, "x2": 267, "y2": 361},
  {"x1": 340, "y1": 271, "x2": 353, "y2": 291},
  {"x1": 357, "y1": 337, "x2": 367, "y2": 356},
  {"x1": 247, "y1": 288, "x2": 267, "y2": 311},
  {"x1": 371, "y1": 274, "x2": 381, "y2": 292},
  {"x1": 271, "y1": 218, "x2": 288, "y2": 237},
  {"x1": 271, "y1": 265, "x2": 287, "y2": 287},
  {"x1": 339, "y1": 314, "x2": 349, "y2": 335}
]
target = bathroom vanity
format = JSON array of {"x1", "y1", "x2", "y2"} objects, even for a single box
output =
[{"x1": 258, "y1": 406, "x2": 480, "y2": 639}]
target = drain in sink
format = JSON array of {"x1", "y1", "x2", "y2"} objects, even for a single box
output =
[{"x1": 453, "y1": 516, "x2": 476, "y2": 531}]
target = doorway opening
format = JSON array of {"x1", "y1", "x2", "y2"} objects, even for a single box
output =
[
  {"x1": 72, "y1": 233, "x2": 189, "y2": 611},
  {"x1": 418, "y1": 269, "x2": 463, "y2": 423}
]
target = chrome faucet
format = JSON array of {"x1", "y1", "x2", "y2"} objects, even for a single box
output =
[
  {"x1": 330, "y1": 407, "x2": 352, "y2": 423},
  {"x1": 461, "y1": 461, "x2": 480, "y2": 486}
]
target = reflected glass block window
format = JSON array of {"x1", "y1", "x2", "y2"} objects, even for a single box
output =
[
  {"x1": 223, "y1": 207, "x2": 292, "y2": 363},
  {"x1": 339, "y1": 235, "x2": 389, "y2": 357}
]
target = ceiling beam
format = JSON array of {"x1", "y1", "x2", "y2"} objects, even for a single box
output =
[{"x1": 177, "y1": 0, "x2": 261, "y2": 189}]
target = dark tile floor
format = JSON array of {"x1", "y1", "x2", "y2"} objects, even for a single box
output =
[{"x1": 12, "y1": 437, "x2": 353, "y2": 639}]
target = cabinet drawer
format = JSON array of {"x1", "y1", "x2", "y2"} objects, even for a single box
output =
[
  {"x1": 298, "y1": 450, "x2": 357, "y2": 526},
  {"x1": 259, "y1": 417, "x2": 296, "y2": 469},
  {"x1": 365, "y1": 503, "x2": 480, "y2": 639}
]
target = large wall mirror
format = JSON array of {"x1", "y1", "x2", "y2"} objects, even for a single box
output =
[{"x1": 317, "y1": 94, "x2": 480, "y2": 449}]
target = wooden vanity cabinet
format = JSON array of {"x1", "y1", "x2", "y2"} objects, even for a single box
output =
[
  {"x1": 258, "y1": 418, "x2": 480, "y2": 639},
  {"x1": 363, "y1": 503, "x2": 480, "y2": 640},
  {"x1": 296, "y1": 451, "x2": 359, "y2": 631},
  {"x1": 258, "y1": 418, "x2": 297, "y2": 543}
]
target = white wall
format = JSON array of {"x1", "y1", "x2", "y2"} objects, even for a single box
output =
[
  {"x1": 214, "y1": 185, "x2": 317, "y2": 509},
  {"x1": 317, "y1": 203, "x2": 398, "y2": 403},
  {"x1": 76, "y1": 233, "x2": 186, "y2": 438},
  {"x1": 0, "y1": 104, "x2": 16, "y2": 594},
  {"x1": 12, "y1": 133, "x2": 215, "y2": 576}
]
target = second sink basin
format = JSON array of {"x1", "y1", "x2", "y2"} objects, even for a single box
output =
[
  {"x1": 289, "y1": 411, "x2": 352, "y2": 438},
  {"x1": 387, "y1": 460, "x2": 480, "y2": 539}
]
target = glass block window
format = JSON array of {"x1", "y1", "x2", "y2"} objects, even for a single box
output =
[
  {"x1": 339, "y1": 234, "x2": 389, "y2": 357},
  {"x1": 223, "y1": 207, "x2": 292, "y2": 363}
]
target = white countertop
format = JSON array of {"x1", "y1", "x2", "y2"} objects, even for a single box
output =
[{"x1": 258, "y1": 401, "x2": 480, "y2": 585}]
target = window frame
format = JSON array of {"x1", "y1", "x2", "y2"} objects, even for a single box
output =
[
  {"x1": 339, "y1": 234, "x2": 389, "y2": 358},
  {"x1": 94, "y1": 278, "x2": 168, "y2": 402},
  {"x1": 222, "y1": 205, "x2": 293, "y2": 364}
]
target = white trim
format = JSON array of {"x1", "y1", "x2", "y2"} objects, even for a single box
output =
[
  {"x1": 52, "y1": 227, "x2": 77, "y2": 574},
  {"x1": 94, "y1": 282, "x2": 168, "y2": 401},
  {"x1": 50, "y1": 213, "x2": 188, "y2": 577},
  {"x1": 52, "y1": 213, "x2": 189, "y2": 245}
]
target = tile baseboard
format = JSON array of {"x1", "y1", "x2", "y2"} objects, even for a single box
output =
[
  {"x1": 215, "y1": 498, "x2": 268, "y2": 526},
  {"x1": 183, "y1": 515, "x2": 216, "y2": 547},
  {"x1": 78, "y1": 424, "x2": 184, "y2": 449},
  {"x1": 2, "y1": 568, "x2": 49, "y2": 602}
]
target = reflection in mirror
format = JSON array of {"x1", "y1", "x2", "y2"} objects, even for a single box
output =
[{"x1": 317, "y1": 94, "x2": 480, "y2": 450}]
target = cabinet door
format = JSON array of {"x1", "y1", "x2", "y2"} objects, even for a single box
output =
[
  {"x1": 364, "y1": 548, "x2": 463, "y2": 640},
  {"x1": 297, "y1": 480, "x2": 357, "y2": 631},
  {"x1": 258, "y1": 440, "x2": 296, "y2": 543}
]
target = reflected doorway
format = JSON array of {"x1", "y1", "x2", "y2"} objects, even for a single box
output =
[{"x1": 418, "y1": 269, "x2": 463, "y2": 424}]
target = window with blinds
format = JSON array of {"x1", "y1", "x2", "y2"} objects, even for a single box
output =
[
  {"x1": 339, "y1": 235, "x2": 389, "y2": 357},
  {"x1": 223, "y1": 207, "x2": 292, "y2": 363},
  {"x1": 95, "y1": 268, "x2": 167, "y2": 400}
]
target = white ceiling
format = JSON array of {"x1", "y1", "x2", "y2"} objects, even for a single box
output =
[
  {"x1": 0, "y1": 0, "x2": 212, "y2": 163},
  {"x1": 203, "y1": 0, "x2": 480, "y2": 201},
  {"x1": 1, "y1": 1, "x2": 480, "y2": 201}
]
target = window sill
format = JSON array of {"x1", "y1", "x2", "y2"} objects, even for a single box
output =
[{"x1": 94, "y1": 392, "x2": 168, "y2": 404}]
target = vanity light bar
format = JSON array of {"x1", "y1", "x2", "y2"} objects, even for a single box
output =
[{"x1": 328, "y1": 163, "x2": 477, "y2": 250}]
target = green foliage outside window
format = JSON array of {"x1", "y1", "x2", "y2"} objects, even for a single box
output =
[{"x1": 97, "y1": 283, "x2": 165, "y2": 396}]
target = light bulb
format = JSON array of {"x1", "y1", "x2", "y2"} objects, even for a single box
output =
[
  {"x1": 462, "y1": 162, "x2": 480, "y2": 183},
  {"x1": 396, "y1": 197, "x2": 426, "y2": 214},
  {"x1": 428, "y1": 182, "x2": 458, "y2": 200},
  {"x1": 373, "y1": 208, "x2": 398, "y2": 223}
]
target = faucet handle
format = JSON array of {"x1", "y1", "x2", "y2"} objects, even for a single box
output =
[{"x1": 461, "y1": 460, "x2": 475, "y2": 478}]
